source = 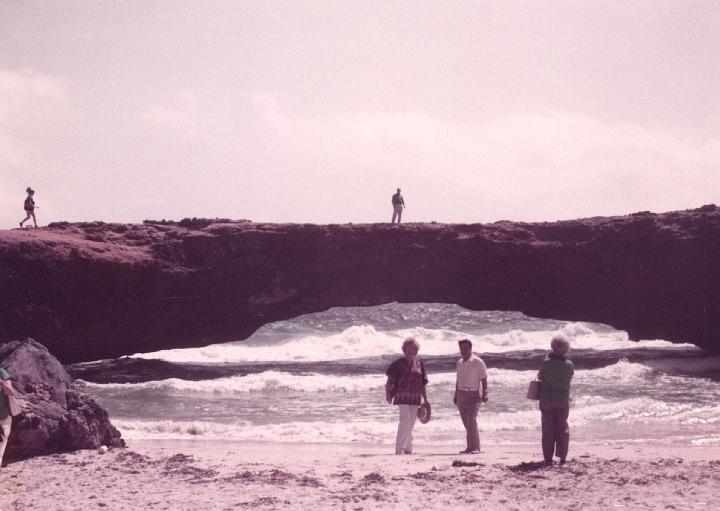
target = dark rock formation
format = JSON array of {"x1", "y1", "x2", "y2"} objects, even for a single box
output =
[
  {"x1": 61, "y1": 390, "x2": 123, "y2": 450},
  {"x1": 0, "y1": 339, "x2": 124, "y2": 459},
  {"x1": 0, "y1": 336, "x2": 72, "y2": 407},
  {"x1": 1, "y1": 206, "x2": 720, "y2": 363}
]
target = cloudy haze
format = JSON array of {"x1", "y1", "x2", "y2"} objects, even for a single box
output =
[{"x1": 1, "y1": 0, "x2": 719, "y2": 227}]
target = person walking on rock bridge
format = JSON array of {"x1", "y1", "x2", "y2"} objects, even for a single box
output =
[{"x1": 19, "y1": 187, "x2": 38, "y2": 228}]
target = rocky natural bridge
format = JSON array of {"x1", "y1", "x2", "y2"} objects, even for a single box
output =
[{"x1": 1, "y1": 205, "x2": 719, "y2": 363}]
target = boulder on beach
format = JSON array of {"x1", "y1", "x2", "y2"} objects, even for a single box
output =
[{"x1": 0, "y1": 338, "x2": 124, "y2": 460}]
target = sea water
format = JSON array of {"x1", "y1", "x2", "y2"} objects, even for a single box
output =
[{"x1": 70, "y1": 303, "x2": 720, "y2": 447}]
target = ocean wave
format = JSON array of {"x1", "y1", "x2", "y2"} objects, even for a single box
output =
[
  {"x1": 112, "y1": 394, "x2": 720, "y2": 443},
  {"x1": 79, "y1": 371, "x2": 390, "y2": 394},
  {"x1": 113, "y1": 414, "x2": 540, "y2": 443},
  {"x1": 576, "y1": 358, "x2": 654, "y2": 381},
  {"x1": 114, "y1": 418, "x2": 419, "y2": 443},
  {"x1": 570, "y1": 396, "x2": 720, "y2": 425},
  {"x1": 80, "y1": 366, "x2": 571, "y2": 394},
  {"x1": 131, "y1": 323, "x2": 690, "y2": 364},
  {"x1": 78, "y1": 360, "x2": 668, "y2": 395},
  {"x1": 691, "y1": 435, "x2": 720, "y2": 445}
]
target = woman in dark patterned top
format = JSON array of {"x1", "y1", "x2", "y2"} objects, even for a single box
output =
[{"x1": 385, "y1": 338, "x2": 429, "y2": 454}]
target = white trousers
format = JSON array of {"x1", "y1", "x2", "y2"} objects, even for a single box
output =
[
  {"x1": 0, "y1": 416, "x2": 11, "y2": 465},
  {"x1": 395, "y1": 404, "x2": 418, "y2": 454}
]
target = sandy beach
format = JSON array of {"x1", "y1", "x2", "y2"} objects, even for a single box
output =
[{"x1": 2, "y1": 440, "x2": 718, "y2": 510}]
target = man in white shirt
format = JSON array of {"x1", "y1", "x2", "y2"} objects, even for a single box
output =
[{"x1": 453, "y1": 339, "x2": 488, "y2": 454}]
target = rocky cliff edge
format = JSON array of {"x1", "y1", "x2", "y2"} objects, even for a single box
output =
[{"x1": 1, "y1": 206, "x2": 720, "y2": 363}]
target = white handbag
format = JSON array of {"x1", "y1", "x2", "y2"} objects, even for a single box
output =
[
  {"x1": 6, "y1": 394, "x2": 22, "y2": 416},
  {"x1": 526, "y1": 380, "x2": 540, "y2": 400}
]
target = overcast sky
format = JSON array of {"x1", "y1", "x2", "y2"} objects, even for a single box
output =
[{"x1": 1, "y1": 1, "x2": 718, "y2": 227}]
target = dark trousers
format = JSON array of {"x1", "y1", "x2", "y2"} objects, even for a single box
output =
[
  {"x1": 540, "y1": 401, "x2": 569, "y2": 461},
  {"x1": 457, "y1": 390, "x2": 481, "y2": 451}
]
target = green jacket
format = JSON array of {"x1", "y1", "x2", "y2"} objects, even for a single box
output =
[
  {"x1": 0, "y1": 368, "x2": 10, "y2": 419},
  {"x1": 538, "y1": 356, "x2": 574, "y2": 404}
]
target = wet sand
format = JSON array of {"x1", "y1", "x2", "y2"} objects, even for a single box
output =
[{"x1": 2, "y1": 440, "x2": 718, "y2": 510}]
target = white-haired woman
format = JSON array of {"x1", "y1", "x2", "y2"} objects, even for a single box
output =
[
  {"x1": 537, "y1": 335, "x2": 574, "y2": 465},
  {"x1": 385, "y1": 338, "x2": 429, "y2": 454}
]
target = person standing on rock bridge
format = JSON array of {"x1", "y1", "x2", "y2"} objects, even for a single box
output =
[{"x1": 391, "y1": 188, "x2": 405, "y2": 224}]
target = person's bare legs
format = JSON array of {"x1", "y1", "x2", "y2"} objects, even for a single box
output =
[
  {"x1": 19, "y1": 211, "x2": 32, "y2": 228},
  {"x1": 0, "y1": 416, "x2": 11, "y2": 465}
]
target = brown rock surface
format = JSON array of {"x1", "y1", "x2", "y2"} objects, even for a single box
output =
[
  {"x1": 0, "y1": 339, "x2": 124, "y2": 459},
  {"x1": 1, "y1": 206, "x2": 720, "y2": 363}
]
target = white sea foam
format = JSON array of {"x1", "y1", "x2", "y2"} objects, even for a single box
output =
[
  {"x1": 691, "y1": 435, "x2": 720, "y2": 445},
  {"x1": 114, "y1": 415, "x2": 530, "y2": 443},
  {"x1": 112, "y1": 394, "x2": 720, "y2": 443},
  {"x1": 90, "y1": 304, "x2": 713, "y2": 446},
  {"x1": 79, "y1": 360, "x2": 676, "y2": 396},
  {"x1": 79, "y1": 367, "x2": 556, "y2": 395},
  {"x1": 131, "y1": 322, "x2": 691, "y2": 364},
  {"x1": 79, "y1": 371, "x2": 391, "y2": 394},
  {"x1": 99, "y1": 364, "x2": 720, "y2": 444},
  {"x1": 577, "y1": 358, "x2": 654, "y2": 381},
  {"x1": 113, "y1": 416, "x2": 429, "y2": 443}
]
